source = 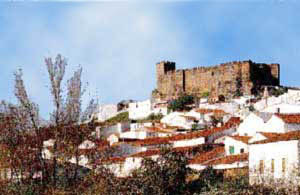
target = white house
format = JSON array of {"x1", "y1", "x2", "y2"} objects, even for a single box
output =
[
  {"x1": 165, "y1": 117, "x2": 240, "y2": 148},
  {"x1": 249, "y1": 131, "x2": 300, "y2": 185},
  {"x1": 96, "y1": 104, "x2": 118, "y2": 122},
  {"x1": 237, "y1": 112, "x2": 272, "y2": 136},
  {"x1": 98, "y1": 122, "x2": 131, "y2": 138},
  {"x1": 254, "y1": 89, "x2": 300, "y2": 112},
  {"x1": 264, "y1": 113, "x2": 300, "y2": 133},
  {"x1": 205, "y1": 154, "x2": 248, "y2": 171},
  {"x1": 152, "y1": 103, "x2": 168, "y2": 116},
  {"x1": 107, "y1": 134, "x2": 119, "y2": 145},
  {"x1": 78, "y1": 140, "x2": 95, "y2": 149},
  {"x1": 120, "y1": 130, "x2": 155, "y2": 140},
  {"x1": 128, "y1": 100, "x2": 152, "y2": 120},
  {"x1": 161, "y1": 112, "x2": 195, "y2": 129},
  {"x1": 172, "y1": 137, "x2": 205, "y2": 148},
  {"x1": 262, "y1": 103, "x2": 300, "y2": 114},
  {"x1": 188, "y1": 146, "x2": 225, "y2": 171},
  {"x1": 224, "y1": 136, "x2": 250, "y2": 155},
  {"x1": 101, "y1": 150, "x2": 161, "y2": 177},
  {"x1": 248, "y1": 132, "x2": 280, "y2": 144}
]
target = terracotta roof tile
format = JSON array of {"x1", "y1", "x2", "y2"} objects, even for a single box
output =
[
  {"x1": 130, "y1": 150, "x2": 162, "y2": 158},
  {"x1": 195, "y1": 109, "x2": 214, "y2": 114},
  {"x1": 229, "y1": 136, "x2": 251, "y2": 144},
  {"x1": 195, "y1": 109, "x2": 228, "y2": 116},
  {"x1": 130, "y1": 144, "x2": 222, "y2": 158},
  {"x1": 129, "y1": 137, "x2": 171, "y2": 146},
  {"x1": 258, "y1": 132, "x2": 282, "y2": 139},
  {"x1": 275, "y1": 113, "x2": 300, "y2": 124},
  {"x1": 182, "y1": 116, "x2": 197, "y2": 121},
  {"x1": 204, "y1": 154, "x2": 248, "y2": 165},
  {"x1": 123, "y1": 117, "x2": 240, "y2": 146},
  {"x1": 252, "y1": 131, "x2": 300, "y2": 144},
  {"x1": 189, "y1": 146, "x2": 225, "y2": 165}
]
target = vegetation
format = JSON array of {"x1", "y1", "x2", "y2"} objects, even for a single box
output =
[
  {"x1": 105, "y1": 111, "x2": 130, "y2": 124},
  {"x1": 136, "y1": 113, "x2": 164, "y2": 123},
  {"x1": 249, "y1": 105, "x2": 256, "y2": 112},
  {"x1": 0, "y1": 54, "x2": 99, "y2": 194},
  {"x1": 168, "y1": 95, "x2": 194, "y2": 112},
  {"x1": 269, "y1": 87, "x2": 287, "y2": 97},
  {"x1": 0, "y1": 55, "x2": 296, "y2": 194},
  {"x1": 201, "y1": 91, "x2": 210, "y2": 98}
]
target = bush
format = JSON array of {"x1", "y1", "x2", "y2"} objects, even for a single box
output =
[
  {"x1": 201, "y1": 92, "x2": 210, "y2": 98},
  {"x1": 105, "y1": 112, "x2": 129, "y2": 124},
  {"x1": 168, "y1": 95, "x2": 194, "y2": 112},
  {"x1": 269, "y1": 87, "x2": 287, "y2": 97}
]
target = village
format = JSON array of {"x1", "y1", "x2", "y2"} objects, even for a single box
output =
[{"x1": 35, "y1": 60, "x2": 300, "y2": 189}]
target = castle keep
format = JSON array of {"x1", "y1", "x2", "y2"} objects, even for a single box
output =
[{"x1": 153, "y1": 60, "x2": 280, "y2": 100}]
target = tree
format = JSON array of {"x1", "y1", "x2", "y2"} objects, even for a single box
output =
[
  {"x1": 125, "y1": 150, "x2": 189, "y2": 195},
  {"x1": 0, "y1": 54, "x2": 99, "y2": 193},
  {"x1": 168, "y1": 95, "x2": 194, "y2": 112}
]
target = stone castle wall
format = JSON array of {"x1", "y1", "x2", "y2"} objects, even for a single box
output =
[{"x1": 154, "y1": 60, "x2": 280, "y2": 100}]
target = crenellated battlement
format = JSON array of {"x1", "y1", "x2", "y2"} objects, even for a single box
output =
[{"x1": 154, "y1": 60, "x2": 280, "y2": 101}]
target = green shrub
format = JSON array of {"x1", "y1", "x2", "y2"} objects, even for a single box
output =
[
  {"x1": 106, "y1": 112, "x2": 129, "y2": 124},
  {"x1": 168, "y1": 95, "x2": 194, "y2": 112}
]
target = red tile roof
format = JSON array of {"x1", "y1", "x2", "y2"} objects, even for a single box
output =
[
  {"x1": 204, "y1": 154, "x2": 248, "y2": 165},
  {"x1": 195, "y1": 109, "x2": 214, "y2": 114},
  {"x1": 99, "y1": 156, "x2": 126, "y2": 164},
  {"x1": 229, "y1": 136, "x2": 251, "y2": 144},
  {"x1": 189, "y1": 146, "x2": 225, "y2": 165},
  {"x1": 124, "y1": 117, "x2": 241, "y2": 146},
  {"x1": 129, "y1": 137, "x2": 171, "y2": 146},
  {"x1": 251, "y1": 131, "x2": 300, "y2": 144},
  {"x1": 258, "y1": 132, "x2": 282, "y2": 139},
  {"x1": 130, "y1": 150, "x2": 162, "y2": 158},
  {"x1": 275, "y1": 113, "x2": 300, "y2": 124},
  {"x1": 195, "y1": 109, "x2": 228, "y2": 116},
  {"x1": 182, "y1": 116, "x2": 197, "y2": 121},
  {"x1": 130, "y1": 144, "x2": 222, "y2": 158}
]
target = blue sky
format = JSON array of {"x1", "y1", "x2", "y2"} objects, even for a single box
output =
[{"x1": 0, "y1": 1, "x2": 299, "y2": 119}]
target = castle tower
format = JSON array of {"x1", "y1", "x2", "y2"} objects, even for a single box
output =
[
  {"x1": 156, "y1": 61, "x2": 176, "y2": 97},
  {"x1": 156, "y1": 61, "x2": 176, "y2": 77}
]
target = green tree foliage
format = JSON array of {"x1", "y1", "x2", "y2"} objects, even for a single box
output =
[
  {"x1": 105, "y1": 112, "x2": 129, "y2": 124},
  {"x1": 168, "y1": 95, "x2": 194, "y2": 112},
  {"x1": 124, "y1": 151, "x2": 190, "y2": 195},
  {"x1": 137, "y1": 113, "x2": 164, "y2": 123}
]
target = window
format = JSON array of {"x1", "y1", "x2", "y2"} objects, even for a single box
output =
[
  {"x1": 229, "y1": 146, "x2": 235, "y2": 154},
  {"x1": 259, "y1": 160, "x2": 264, "y2": 174},
  {"x1": 240, "y1": 148, "x2": 245, "y2": 154},
  {"x1": 282, "y1": 158, "x2": 286, "y2": 173},
  {"x1": 271, "y1": 159, "x2": 275, "y2": 173}
]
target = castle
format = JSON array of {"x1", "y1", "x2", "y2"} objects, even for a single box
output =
[{"x1": 152, "y1": 60, "x2": 280, "y2": 101}]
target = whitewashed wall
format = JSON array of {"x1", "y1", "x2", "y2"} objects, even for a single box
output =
[
  {"x1": 100, "y1": 122, "x2": 131, "y2": 138},
  {"x1": 285, "y1": 123, "x2": 300, "y2": 132},
  {"x1": 129, "y1": 100, "x2": 152, "y2": 120},
  {"x1": 237, "y1": 113, "x2": 265, "y2": 136},
  {"x1": 172, "y1": 137, "x2": 205, "y2": 148},
  {"x1": 263, "y1": 115, "x2": 285, "y2": 133},
  {"x1": 96, "y1": 104, "x2": 118, "y2": 122},
  {"x1": 208, "y1": 128, "x2": 236, "y2": 144},
  {"x1": 248, "y1": 133, "x2": 268, "y2": 144},
  {"x1": 224, "y1": 137, "x2": 248, "y2": 155},
  {"x1": 153, "y1": 107, "x2": 168, "y2": 116},
  {"x1": 161, "y1": 112, "x2": 194, "y2": 129},
  {"x1": 249, "y1": 140, "x2": 300, "y2": 185}
]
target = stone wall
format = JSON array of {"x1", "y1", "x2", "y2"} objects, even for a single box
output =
[{"x1": 154, "y1": 60, "x2": 280, "y2": 101}]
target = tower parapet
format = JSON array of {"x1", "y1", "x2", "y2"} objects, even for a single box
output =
[{"x1": 153, "y1": 60, "x2": 280, "y2": 101}]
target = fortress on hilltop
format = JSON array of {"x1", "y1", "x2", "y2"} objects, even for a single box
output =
[{"x1": 152, "y1": 60, "x2": 280, "y2": 101}]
